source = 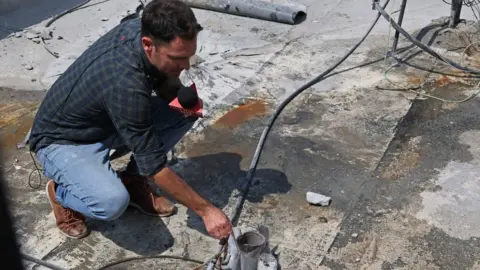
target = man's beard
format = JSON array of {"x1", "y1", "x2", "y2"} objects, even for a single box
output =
[{"x1": 153, "y1": 74, "x2": 184, "y2": 102}]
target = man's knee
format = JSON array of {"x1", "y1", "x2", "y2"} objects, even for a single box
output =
[{"x1": 89, "y1": 187, "x2": 130, "y2": 221}]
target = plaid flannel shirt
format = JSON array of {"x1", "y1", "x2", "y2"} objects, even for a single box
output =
[{"x1": 29, "y1": 18, "x2": 170, "y2": 176}]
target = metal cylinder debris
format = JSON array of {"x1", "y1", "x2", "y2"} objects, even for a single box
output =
[
  {"x1": 238, "y1": 231, "x2": 267, "y2": 269},
  {"x1": 222, "y1": 226, "x2": 277, "y2": 270},
  {"x1": 181, "y1": 0, "x2": 307, "y2": 25}
]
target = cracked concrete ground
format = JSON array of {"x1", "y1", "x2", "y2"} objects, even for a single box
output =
[{"x1": 2, "y1": 0, "x2": 480, "y2": 269}]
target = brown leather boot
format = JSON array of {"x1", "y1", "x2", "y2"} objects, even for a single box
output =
[
  {"x1": 119, "y1": 171, "x2": 177, "y2": 217},
  {"x1": 46, "y1": 180, "x2": 90, "y2": 239}
]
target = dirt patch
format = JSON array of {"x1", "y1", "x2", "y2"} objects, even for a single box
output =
[
  {"x1": 381, "y1": 136, "x2": 422, "y2": 180},
  {"x1": 0, "y1": 113, "x2": 34, "y2": 153},
  {"x1": 213, "y1": 99, "x2": 268, "y2": 129}
]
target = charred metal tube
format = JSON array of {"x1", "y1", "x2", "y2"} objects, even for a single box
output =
[
  {"x1": 181, "y1": 0, "x2": 307, "y2": 25},
  {"x1": 449, "y1": 0, "x2": 463, "y2": 28}
]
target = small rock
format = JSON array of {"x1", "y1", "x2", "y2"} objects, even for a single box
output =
[
  {"x1": 25, "y1": 32, "x2": 39, "y2": 39},
  {"x1": 399, "y1": 210, "x2": 406, "y2": 216},
  {"x1": 14, "y1": 166, "x2": 21, "y2": 170},
  {"x1": 351, "y1": 233, "x2": 358, "y2": 238},
  {"x1": 31, "y1": 78, "x2": 37, "y2": 82},
  {"x1": 318, "y1": 217, "x2": 328, "y2": 223},
  {"x1": 101, "y1": 17, "x2": 109, "y2": 21},
  {"x1": 15, "y1": 32, "x2": 22, "y2": 38},
  {"x1": 39, "y1": 28, "x2": 52, "y2": 40},
  {"x1": 355, "y1": 258, "x2": 361, "y2": 262},
  {"x1": 57, "y1": 36, "x2": 63, "y2": 40},
  {"x1": 15, "y1": 159, "x2": 18, "y2": 162},
  {"x1": 25, "y1": 65, "x2": 33, "y2": 70},
  {"x1": 32, "y1": 38, "x2": 41, "y2": 44},
  {"x1": 306, "y1": 191, "x2": 332, "y2": 206}
]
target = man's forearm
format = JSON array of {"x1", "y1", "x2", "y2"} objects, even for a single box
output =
[{"x1": 149, "y1": 166, "x2": 214, "y2": 217}]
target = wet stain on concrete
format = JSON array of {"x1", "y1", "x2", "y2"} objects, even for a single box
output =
[
  {"x1": 376, "y1": 81, "x2": 479, "y2": 181},
  {"x1": 409, "y1": 227, "x2": 480, "y2": 270},
  {"x1": 213, "y1": 99, "x2": 268, "y2": 129}
]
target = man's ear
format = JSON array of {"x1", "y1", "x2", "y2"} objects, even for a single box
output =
[{"x1": 141, "y1": 36, "x2": 156, "y2": 56}]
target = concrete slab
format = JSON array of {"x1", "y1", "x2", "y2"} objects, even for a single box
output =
[{"x1": 2, "y1": 0, "x2": 480, "y2": 269}]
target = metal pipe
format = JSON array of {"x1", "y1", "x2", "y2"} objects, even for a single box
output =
[
  {"x1": 392, "y1": 0, "x2": 407, "y2": 52},
  {"x1": 449, "y1": 0, "x2": 463, "y2": 28},
  {"x1": 181, "y1": 0, "x2": 307, "y2": 25}
]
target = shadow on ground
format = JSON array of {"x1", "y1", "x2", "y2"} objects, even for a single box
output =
[
  {"x1": 82, "y1": 151, "x2": 290, "y2": 256},
  {"x1": 175, "y1": 152, "x2": 291, "y2": 236},
  {"x1": 88, "y1": 211, "x2": 175, "y2": 256}
]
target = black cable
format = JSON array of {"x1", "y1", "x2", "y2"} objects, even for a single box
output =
[
  {"x1": 390, "y1": 53, "x2": 480, "y2": 78},
  {"x1": 45, "y1": 0, "x2": 92, "y2": 28},
  {"x1": 96, "y1": 255, "x2": 206, "y2": 270},
  {"x1": 20, "y1": 252, "x2": 67, "y2": 270},
  {"x1": 374, "y1": 1, "x2": 480, "y2": 74},
  {"x1": 207, "y1": 0, "x2": 392, "y2": 269},
  {"x1": 229, "y1": 0, "x2": 391, "y2": 226}
]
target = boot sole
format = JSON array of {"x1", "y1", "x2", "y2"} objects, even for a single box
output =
[
  {"x1": 128, "y1": 202, "x2": 177, "y2": 217},
  {"x1": 45, "y1": 180, "x2": 90, "y2": 239}
]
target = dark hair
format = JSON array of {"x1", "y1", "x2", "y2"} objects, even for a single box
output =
[{"x1": 141, "y1": 0, "x2": 203, "y2": 44}]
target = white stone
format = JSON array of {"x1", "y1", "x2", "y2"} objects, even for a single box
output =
[{"x1": 306, "y1": 191, "x2": 332, "y2": 206}]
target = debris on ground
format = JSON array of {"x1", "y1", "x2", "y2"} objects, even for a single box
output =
[{"x1": 306, "y1": 191, "x2": 332, "y2": 206}]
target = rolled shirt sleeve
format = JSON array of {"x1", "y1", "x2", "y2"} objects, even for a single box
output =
[{"x1": 104, "y1": 77, "x2": 167, "y2": 176}]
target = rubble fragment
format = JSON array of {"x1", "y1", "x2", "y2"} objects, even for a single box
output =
[
  {"x1": 25, "y1": 32, "x2": 38, "y2": 39},
  {"x1": 306, "y1": 191, "x2": 332, "y2": 206}
]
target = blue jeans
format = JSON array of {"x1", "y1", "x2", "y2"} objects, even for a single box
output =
[{"x1": 36, "y1": 96, "x2": 196, "y2": 221}]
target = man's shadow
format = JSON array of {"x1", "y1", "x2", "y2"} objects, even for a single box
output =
[
  {"x1": 90, "y1": 152, "x2": 290, "y2": 256},
  {"x1": 170, "y1": 152, "x2": 292, "y2": 236}
]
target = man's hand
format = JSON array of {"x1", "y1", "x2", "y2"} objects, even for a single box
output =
[
  {"x1": 150, "y1": 167, "x2": 232, "y2": 239},
  {"x1": 201, "y1": 206, "x2": 233, "y2": 240}
]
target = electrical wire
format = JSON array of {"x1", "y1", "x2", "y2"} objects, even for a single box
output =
[
  {"x1": 96, "y1": 254, "x2": 209, "y2": 270},
  {"x1": 21, "y1": 252, "x2": 221, "y2": 270},
  {"x1": 206, "y1": 0, "x2": 392, "y2": 268},
  {"x1": 390, "y1": 53, "x2": 480, "y2": 78},
  {"x1": 40, "y1": 0, "x2": 92, "y2": 58},
  {"x1": 20, "y1": 252, "x2": 67, "y2": 270},
  {"x1": 374, "y1": 1, "x2": 480, "y2": 74}
]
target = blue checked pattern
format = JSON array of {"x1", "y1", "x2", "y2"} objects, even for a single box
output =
[{"x1": 29, "y1": 18, "x2": 171, "y2": 176}]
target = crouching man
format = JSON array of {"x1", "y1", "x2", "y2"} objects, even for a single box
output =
[{"x1": 28, "y1": 0, "x2": 232, "y2": 240}]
